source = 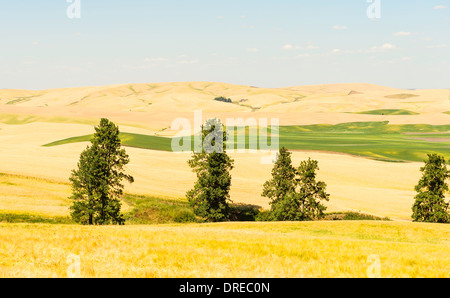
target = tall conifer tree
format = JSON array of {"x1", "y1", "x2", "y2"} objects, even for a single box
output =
[
  {"x1": 69, "y1": 118, "x2": 134, "y2": 225},
  {"x1": 187, "y1": 118, "x2": 234, "y2": 222}
]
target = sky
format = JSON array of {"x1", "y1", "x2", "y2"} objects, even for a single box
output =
[{"x1": 0, "y1": 0, "x2": 449, "y2": 90}]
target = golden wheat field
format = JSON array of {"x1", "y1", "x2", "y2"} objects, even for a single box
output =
[{"x1": 0, "y1": 221, "x2": 448, "y2": 278}]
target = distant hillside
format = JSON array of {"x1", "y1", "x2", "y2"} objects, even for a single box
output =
[{"x1": 0, "y1": 82, "x2": 449, "y2": 125}]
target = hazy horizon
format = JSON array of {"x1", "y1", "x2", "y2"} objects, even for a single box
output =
[{"x1": 0, "y1": 80, "x2": 448, "y2": 92}]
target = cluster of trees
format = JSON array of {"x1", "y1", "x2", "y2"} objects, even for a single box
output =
[
  {"x1": 69, "y1": 118, "x2": 450, "y2": 225},
  {"x1": 262, "y1": 147, "x2": 330, "y2": 221},
  {"x1": 185, "y1": 120, "x2": 450, "y2": 223},
  {"x1": 214, "y1": 96, "x2": 232, "y2": 103},
  {"x1": 185, "y1": 119, "x2": 330, "y2": 222}
]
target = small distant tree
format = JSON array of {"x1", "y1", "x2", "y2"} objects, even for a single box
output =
[
  {"x1": 69, "y1": 118, "x2": 134, "y2": 225},
  {"x1": 412, "y1": 154, "x2": 450, "y2": 223},
  {"x1": 214, "y1": 96, "x2": 232, "y2": 103},
  {"x1": 262, "y1": 147, "x2": 330, "y2": 221},
  {"x1": 186, "y1": 118, "x2": 234, "y2": 222}
]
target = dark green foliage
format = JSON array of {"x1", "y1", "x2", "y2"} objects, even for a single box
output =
[
  {"x1": 262, "y1": 147, "x2": 296, "y2": 207},
  {"x1": 255, "y1": 210, "x2": 274, "y2": 221},
  {"x1": 186, "y1": 118, "x2": 234, "y2": 222},
  {"x1": 228, "y1": 204, "x2": 261, "y2": 221},
  {"x1": 69, "y1": 118, "x2": 134, "y2": 225},
  {"x1": 214, "y1": 96, "x2": 232, "y2": 103},
  {"x1": 293, "y1": 158, "x2": 330, "y2": 220},
  {"x1": 262, "y1": 147, "x2": 330, "y2": 221},
  {"x1": 323, "y1": 212, "x2": 391, "y2": 221},
  {"x1": 412, "y1": 154, "x2": 450, "y2": 223}
]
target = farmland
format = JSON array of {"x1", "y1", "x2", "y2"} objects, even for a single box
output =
[
  {"x1": 0, "y1": 82, "x2": 449, "y2": 278},
  {"x1": 0, "y1": 221, "x2": 448, "y2": 278},
  {"x1": 44, "y1": 121, "x2": 450, "y2": 162}
]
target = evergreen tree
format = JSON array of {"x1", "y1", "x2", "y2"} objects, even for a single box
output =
[
  {"x1": 262, "y1": 148, "x2": 330, "y2": 221},
  {"x1": 262, "y1": 147, "x2": 296, "y2": 215},
  {"x1": 186, "y1": 118, "x2": 234, "y2": 222},
  {"x1": 69, "y1": 118, "x2": 134, "y2": 225},
  {"x1": 293, "y1": 158, "x2": 330, "y2": 220},
  {"x1": 412, "y1": 154, "x2": 450, "y2": 223}
]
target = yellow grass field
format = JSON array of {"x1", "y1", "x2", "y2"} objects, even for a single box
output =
[
  {"x1": 0, "y1": 173, "x2": 71, "y2": 216},
  {"x1": 0, "y1": 221, "x2": 448, "y2": 278},
  {"x1": 0, "y1": 173, "x2": 131, "y2": 217}
]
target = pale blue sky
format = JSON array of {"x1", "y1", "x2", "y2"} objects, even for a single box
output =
[{"x1": 0, "y1": 0, "x2": 449, "y2": 89}]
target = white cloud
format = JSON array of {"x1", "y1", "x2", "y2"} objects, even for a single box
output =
[
  {"x1": 434, "y1": 5, "x2": 447, "y2": 9},
  {"x1": 332, "y1": 25, "x2": 347, "y2": 30},
  {"x1": 381, "y1": 43, "x2": 396, "y2": 50},
  {"x1": 247, "y1": 48, "x2": 259, "y2": 53},
  {"x1": 393, "y1": 31, "x2": 411, "y2": 36},
  {"x1": 301, "y1": 43, "x2": 319, "y2": 50},
  {"x1": 369, "y1": 43, "x2": 397, "y2": 52},
  {"x1": 282, "y1": 42, "x2": 319, "y2": 50},
  {"x1": 281, "y1": 44, "x2": 294, "y2": 50},
  {"x1": 332, "y1": 49, "x2": 341, "y2": 53},
  {"x1": 216, "y1": 16, "x2": 224, "y2": 19}
]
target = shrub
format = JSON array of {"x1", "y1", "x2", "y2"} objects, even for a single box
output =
[
  {"x1": 172, "y1": 210, "x2": 198, "y2": 223},
  {"x1": 255, "y1": 210, "x2": 274, "y2": 222},
  {"x1": 123, "y1": 194, "x2": 199, "y2": 224},
  {"x1": 228, "y1": 204, "x2": 261, "y2": 221}
]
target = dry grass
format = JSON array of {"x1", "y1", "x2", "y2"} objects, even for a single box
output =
[
  {"x1": 0, "y1": 173, "x2": 71, "y2": 216},
  {"x1": 0, "y1": 173, "x2": 132, "y2": 218},
  {"x1": 0, "y1": 221, "x2": 448, "y2": 278}
]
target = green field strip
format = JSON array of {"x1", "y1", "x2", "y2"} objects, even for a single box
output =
[
  {"x1": 352, "y1": 109, "x2": 420, "y2": 115},
  {"x1": 42, "y1": 122, "x2": 450, "y2": 162},
  {"x1": 43, "y1": 133, "x2": 173, "y2": 151}
]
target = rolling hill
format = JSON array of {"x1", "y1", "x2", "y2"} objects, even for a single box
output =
[{"x1": 1, "y1": 82, "x2": 450, "y2": 221}]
